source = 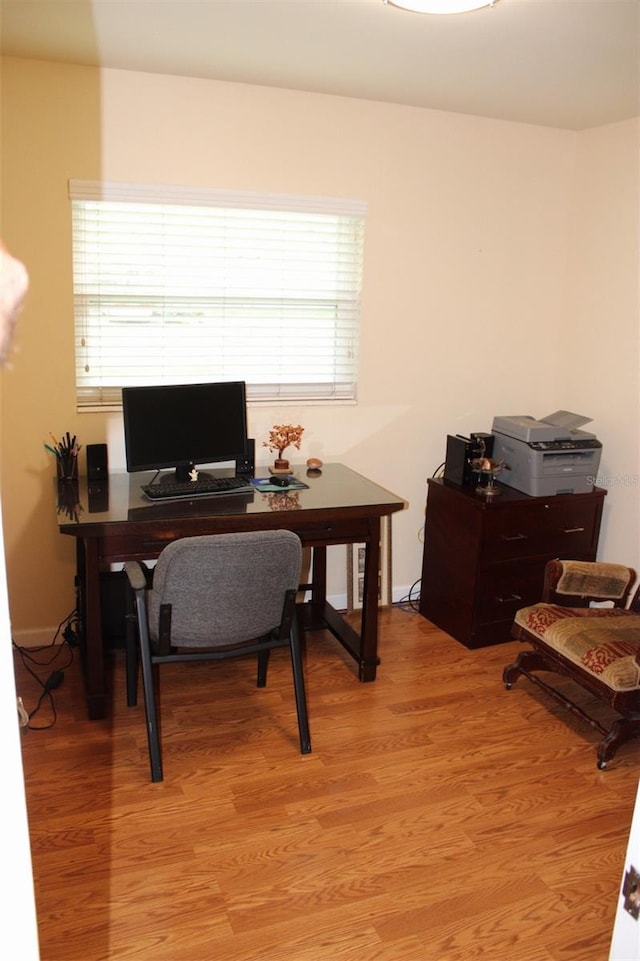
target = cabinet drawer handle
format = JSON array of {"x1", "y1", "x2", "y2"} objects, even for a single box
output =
[
  {"x1": 501, "y1": 533, "x2": 528, "y2": 542},
  {"x1": 563, "y1": 526, "x2": 585, "y2": 534},
  {"x1": 495, "y1": 593, "x2": 523, "y2": 604}
]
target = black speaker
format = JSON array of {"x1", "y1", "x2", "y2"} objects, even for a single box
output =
[
  {"x1": 86, "y1": 443, "x2": 108, "y2": 481},
  {"x1": 236, "y1": 438, "x2": 255, "y2": 478},
  {"x1": 443, "y1": 433, "x2": 494, "y2": 486},
  {"x1": 443, "y1": 435, "x2": 471, "y2": 486},
  {"x1": 87, "y1": 482, "x2": 109, "y2": 513}
]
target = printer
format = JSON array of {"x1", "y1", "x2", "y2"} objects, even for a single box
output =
[{"x1": 491, "y1": 410, "x2": 602, "y2": 497}]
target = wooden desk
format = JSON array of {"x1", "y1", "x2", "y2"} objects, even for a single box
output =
[{"x1": 57, "y1": 464, "x2": 405, "y2": 719}]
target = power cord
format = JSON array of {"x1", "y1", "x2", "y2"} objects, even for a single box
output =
[
  {"x1": 12, "y1": 608, "x2": 78, "y2": 730},
  {"x1": 400, "y1": 459, "x2": 443, "y2": 612},
  {"x1": 396, "y1": 578, "x2": 421, "y2": 613}
]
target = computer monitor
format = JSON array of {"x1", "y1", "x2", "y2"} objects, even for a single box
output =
[{"x1": 122, "y1": 381, "x2": 248, "y2": 482}]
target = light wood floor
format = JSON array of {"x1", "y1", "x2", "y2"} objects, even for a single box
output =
[{"x1": 15, "y1": 606, "x2": 639, "y2": 961}]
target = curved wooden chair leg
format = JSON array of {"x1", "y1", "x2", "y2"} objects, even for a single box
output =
[
  {"x1": 503, "y1": 650, "x2": 555, "y2": 688},
  {"x1": 597, "y1": 718, "x2": 640, "y2": 770}
]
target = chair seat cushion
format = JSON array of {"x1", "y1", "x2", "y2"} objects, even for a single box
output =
[{"x1": 514, "y1": 604, "x2": 640, "y2": 692}]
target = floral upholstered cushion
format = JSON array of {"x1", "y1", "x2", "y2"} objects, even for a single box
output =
[{"x1": 514, "y1": 604, "x2": 640, "y2": 692}]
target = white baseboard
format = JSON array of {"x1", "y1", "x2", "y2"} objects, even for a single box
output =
[{"x1": 328, "y1": 584, "x2": 413, "y2": 611}]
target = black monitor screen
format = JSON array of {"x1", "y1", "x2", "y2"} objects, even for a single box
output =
[{"x1": 122, "y1": 381, "x2": 248, "y2": 478}]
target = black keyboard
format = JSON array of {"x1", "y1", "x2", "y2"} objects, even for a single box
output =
[{"x1": 141, "y1": 475, "x2": 253, "y2": 501}]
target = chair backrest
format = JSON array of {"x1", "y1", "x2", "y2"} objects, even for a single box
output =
[
  {"x1": 148, "y1": 530, "x2": 302, "y2": 648},
  {"x1": 631, "y1": 582, "x2": 640, "y2": 614},
  {"x1": 543, "y1": 559, "x2": 637, "y2": 608}
]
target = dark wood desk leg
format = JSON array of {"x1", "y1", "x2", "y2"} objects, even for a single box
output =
[
  {"x1": 311, "y1": 545, "x2": 327, "y2": 611},
  {"x1": 359, "y1": 517, "x2": 381, "y2": 682},
  {"x1": 81, "y1": 537, "x2": 108, "y2": 720},
  {"x1": 305, "y1": 535, "x2": 381, "y2": 682}
]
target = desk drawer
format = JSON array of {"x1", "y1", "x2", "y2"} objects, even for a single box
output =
[
  {"x1": 481, "y1": 499, "x2": 599, "y2": 562},
  {"x1": 98, "y1": 531, "x2": 178, "y2": 561},
  {"x1": 97, "y1": 517, "x2": 374, "y2": 561},
  {"x1": 476, "y1": 561, "x2": 549, "y2": 624},
  {"x1": 294, "y1": 519, "x2": 371, "y2": 545}
]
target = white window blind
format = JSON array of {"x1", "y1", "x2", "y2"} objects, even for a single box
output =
[{"x1": 69, "y1": 180, "x2": 367, "y2": 409}]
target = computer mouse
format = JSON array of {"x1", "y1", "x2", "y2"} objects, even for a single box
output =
[{"x1": 271, "y1": 475, "x2": 290, "y2": 488}]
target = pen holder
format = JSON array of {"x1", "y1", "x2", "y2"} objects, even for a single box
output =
[
  {"x1": 56, "y1": 453, "x2": 78, "y2": 482},
  {"x1": 56, "y1": 479, "x2": 82, "y2": 522}
]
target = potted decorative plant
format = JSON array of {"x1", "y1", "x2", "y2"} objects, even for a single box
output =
[{"x1": 264, "y1": 424, "x2": 304, "y2": 473}]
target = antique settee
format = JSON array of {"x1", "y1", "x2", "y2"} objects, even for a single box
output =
[{"x1": 504, "y1": 559, "x2": 640, "y2": 769}]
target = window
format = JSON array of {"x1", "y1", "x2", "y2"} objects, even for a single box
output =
[{"x1": 69, "y1": 181, "x2": 367, "y2": 409}]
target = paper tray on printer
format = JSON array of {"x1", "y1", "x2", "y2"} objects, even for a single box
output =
[
  {"x1": 542, "y1": 410, "x2": 593, "y2": 432},
  {"x1": 492, "y1": 411, "x2": 594, "y2": 443}
]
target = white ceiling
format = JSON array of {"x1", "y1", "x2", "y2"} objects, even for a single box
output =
[{"x1": 1, "y1": 0, "x2": 638, "y2": 130}]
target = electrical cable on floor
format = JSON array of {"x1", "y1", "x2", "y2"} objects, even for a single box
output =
[
  {"x1": 396, "y1": 464, "x2": 442, "y2": 615},
  {"x1": 399, "y1": 459, "x2": 444, "y2": 614},
  {"x1": 396, "y1": 578, "x2": 421, "y2": 613},
  {"x1": 393, "y1": 457, "x2": 446, "y2": 618},
  {"x1": 12, "y1": 608, "x2": 78, "y2": 729}
]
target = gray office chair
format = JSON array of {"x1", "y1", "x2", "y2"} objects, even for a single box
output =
[{"x1": 124, "y1": 529, "x2": 311, "y2": 782}]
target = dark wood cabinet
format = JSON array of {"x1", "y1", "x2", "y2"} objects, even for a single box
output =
[{"x1": 419, "y1": 478, "x2": 605, "y2": 648}]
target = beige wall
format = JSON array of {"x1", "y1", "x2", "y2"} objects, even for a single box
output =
[
  {"x1": 563, "y1": 119, "x2": 640, "y2": 563},
  {"x1": 1, "y1": 56, "x2": 638, "y2": 642}
]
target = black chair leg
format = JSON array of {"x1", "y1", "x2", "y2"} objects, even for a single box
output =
[
  {"x1": 140, "y1": 652, "x2": 163, "y2": 783},
  {"x1": 289, "y1": 614, "x2": 311, "y2": 755},
  {"x1": 125, "y1": 595, "x2": 138, "y2": 707},
  {"x1": 257, "y1": 649, "x2": 269, "y2": 688},
  {"x1": 133, "y1": 593, "x2": 163, "y2": 782}
]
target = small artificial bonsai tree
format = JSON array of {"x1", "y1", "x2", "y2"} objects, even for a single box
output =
[{"x1": 263, "y1": 424, "x2": 304, "y2": 470}]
